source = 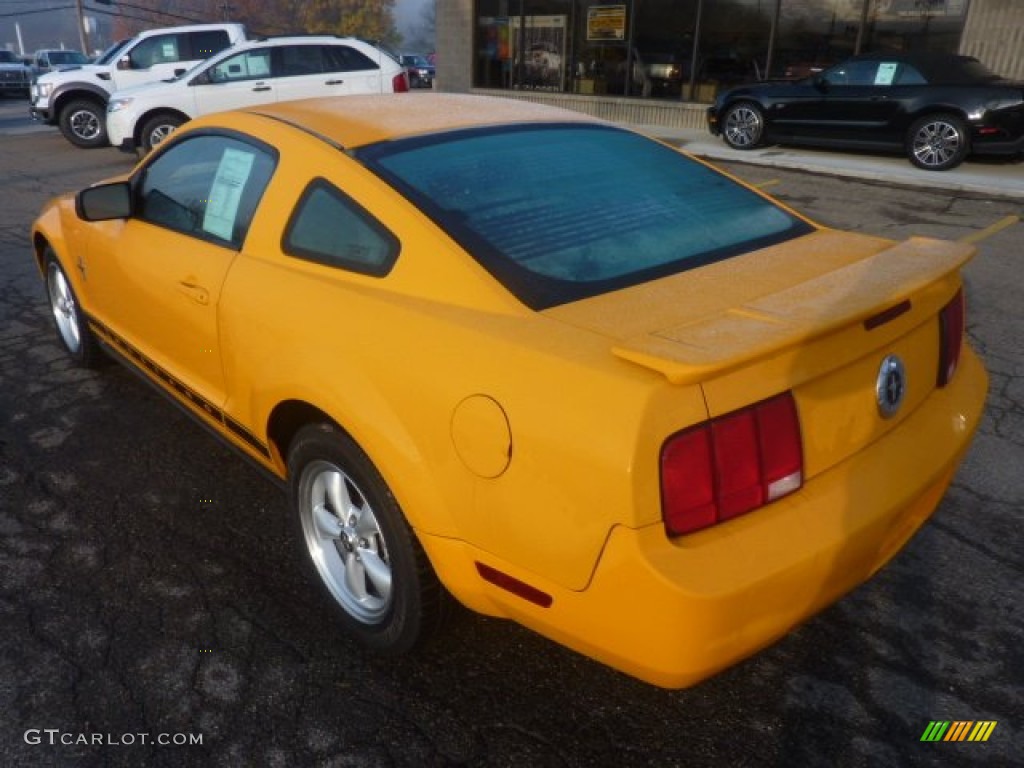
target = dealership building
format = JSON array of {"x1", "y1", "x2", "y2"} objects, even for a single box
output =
[{"x1": 435, "y1": 0, "x2": 1024, "y2": 129}]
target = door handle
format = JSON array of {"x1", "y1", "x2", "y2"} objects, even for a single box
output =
[
  {"x1": 325, "y1": 79, "x2": 345, "y2": 85},
  {"x1": 178, "y1": 280, "x2": 210, "y2": 305},
  {"x1": 252, "y1": 84, "x2": 271, "y2": 92}
]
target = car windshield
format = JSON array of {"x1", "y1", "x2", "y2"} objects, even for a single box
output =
[
  {"x1": 94, "y1": 39, "x2": 130, "y2": 66},
  {"x1": 0, "y1": 51, "x2": 18, "y2": 64},
  {"x1": 49, "y1": 51, "x2": 89, "y2": 65},
  {"x1": 404, "y1": 55, "x2": 430, "y2": 67},
  {"x1": 357, "y1": 124, "x2": 812, "y2": 309}
]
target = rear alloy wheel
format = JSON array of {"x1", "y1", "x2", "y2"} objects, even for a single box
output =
[
  {"x1": 288, "y1": 423, "x2": 447, "y2": 653},
  {"x1": 722, "y1": 102, "x2": 766, "y2": 150},
  {"x1": 58, "y1": 99, "x2": 108, "y2": 148},
  {"x1": 45, "y1": 251, "x2": 101, "y2": 367},
  {"x1": 140, "y1": 114, "x2": 183, "y2": 153},
  {"x1": 907, "y1": 114, "x2": 968, "y2": 171}
]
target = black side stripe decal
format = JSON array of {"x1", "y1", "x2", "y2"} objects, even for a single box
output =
[{"x1": 88, "y1": 318, "x2": 271, "y2": 459}]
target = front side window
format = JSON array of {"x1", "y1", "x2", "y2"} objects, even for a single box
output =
[
  {"x1": 129, "y1": 34, "x2": 182, "y2": 69},
  {"x1": 137, "y1": 134, "x2": 276, "y2": 248},
  {"x1": 824, "y1": 60, "x2": 879, "y2": 86},
  {"x1": 209, "y1": 50, "x2": 272, "y2": 82},
  {"x1": 356, "y1": 124, "x2": 812, "y2": 309},
  {"x1": 283, "y1": 179, "x2": 398, "y2": 276}
]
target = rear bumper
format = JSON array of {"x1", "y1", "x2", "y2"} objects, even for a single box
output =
[
  {"x1": 971, "y1": 130, "x2": 1024, "y2": 156},
  {"x1": 706, "y1": 106, "x2": 721, "y2": 136},
  {"x1": 428, "y1": 346, "x2": 987, "y2": 688}
]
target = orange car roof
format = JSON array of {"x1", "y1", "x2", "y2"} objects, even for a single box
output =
[{"x1": 243, "y1": 93, "x2": 606, "y2": 149}]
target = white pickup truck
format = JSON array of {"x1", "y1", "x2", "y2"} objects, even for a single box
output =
[{"x1": 30, "y1": 23, "x2": 246, "y2": 148}]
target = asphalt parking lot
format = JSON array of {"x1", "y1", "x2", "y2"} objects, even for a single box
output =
[{"x1": 1, "y1": 99, "x2": 1022, "y2": 767}]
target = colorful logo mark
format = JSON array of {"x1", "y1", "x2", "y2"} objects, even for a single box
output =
[{"x1": 921, "y1": 721, "x2": 997, "y2": 742}]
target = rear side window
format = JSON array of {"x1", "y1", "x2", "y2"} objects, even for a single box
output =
[
  {"x1": 324, "y1": 45, "x2": 379, "y2": 72},
  {"x1": 138, "y1": 134, "x2": 276, "y2": 248},
  {"x1": 356, "y1": 124, "x2": 812, "y2": 309},
  {"x1": 283, "y1": 179, "x2": 398, "y2": 276},
  {"x1": 188, "y1": 30, "x2": 231, "y2": 60},
  {"x1": 892, "y1": 64, "x2": 925, "y2": 85},
  {"x1": 279, "y1": 45, "x2": 325, "y2": 77}
]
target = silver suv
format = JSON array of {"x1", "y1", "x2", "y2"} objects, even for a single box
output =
[
  {"x1": 0, "y1": 50, "x2": 31, "y2": 98},
  {"x1": 30, "y1": 23, "x2": 245, "y2": 148}
]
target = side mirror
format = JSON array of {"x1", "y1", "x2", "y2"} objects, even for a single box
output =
[
  {"x1": 76, "y1": 182, "x2": 132, "y2": 222},
  {"x1": 116, "y1": 55, "x2": 132, "y2": 71},
  {"x1": 813, "y1": 76, "x2": 830, "y2": 92}
]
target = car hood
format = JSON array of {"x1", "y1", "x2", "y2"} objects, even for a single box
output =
[
  {"x1": 37, "y1": 63, "x2": 110, "y2": 83},
  {"x1": 544, "y1": 229, "x2": 973, "y2": 387},
  {"x1": 110, "y1": 77, "x2": 184, "y2": 100}
]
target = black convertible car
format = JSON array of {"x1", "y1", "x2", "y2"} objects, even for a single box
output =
[{"x1": 707, "y1": 52, "x2": 1024, "y2": 171}]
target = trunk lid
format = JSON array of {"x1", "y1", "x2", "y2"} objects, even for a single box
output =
[{"x1": 544, "y1": 229, "x2": 974, "y2": 480}]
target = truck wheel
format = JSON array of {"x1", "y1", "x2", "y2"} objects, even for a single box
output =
[{"x1": 59, "y1": 99, "x2": 108, "y2": 149}]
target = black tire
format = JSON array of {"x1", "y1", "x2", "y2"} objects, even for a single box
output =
[
  {"x1": 287, "y1": 423, "x2": 447, "y2": 654},
  {"x1": 44, "y1": 250, "x2": 102, "y2": 367},
  {"x1": 58, "y1": 98, "x2": 108, "y2": 148},
  {"x1": 721, "y1": 101, "x2": 766, "y2": 150},
  {"x1": 907, "y1": 114, "x2": 969, "y2": 171},
  {"x1": 140, "y1": 113, "x2": 184, "y2": 153}
]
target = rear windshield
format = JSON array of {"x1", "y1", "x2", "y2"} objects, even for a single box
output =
[{"x1": 356, "y1": 124, "x2": 812, "y2": 309}]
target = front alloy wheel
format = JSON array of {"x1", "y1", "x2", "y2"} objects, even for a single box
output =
[
  {"x1": 141, "y1": 114, "x2": 183, "y2": 153},
  {"x1": 722, "y1": 102, "x2": 765, "y2": 150},
  {"x1": 45, "y1": 251, "x2": 101, "y2": 367},
  {"x1": 908, "y1": 115, "x2": 968, "y2": 171}
]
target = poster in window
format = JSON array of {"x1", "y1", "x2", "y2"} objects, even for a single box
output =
[
  {"x1": 587, "y1": 5, "x2": 626, "y2": 41},
  {"x1": 510, "y1": 15, "x2": 567, "y2": 90},
  {"x1": 203, "y1": 148, "x2": 255, "y2": 242}
]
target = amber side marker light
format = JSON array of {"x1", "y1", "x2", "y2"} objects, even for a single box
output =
[
  {"x1": 476, "y1": 562, "x2": 554, "y2": 608},
  {"x1": 937, "y1": 288, "x2": 964, "y2": 387},
  {"x1": 661, "y1": 392, "x2": 803, "y2": 536}
]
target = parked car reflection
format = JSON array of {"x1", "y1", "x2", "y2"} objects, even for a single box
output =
[{"x1": 708, "y1": 52, "x2": 1024, "y2": 170}]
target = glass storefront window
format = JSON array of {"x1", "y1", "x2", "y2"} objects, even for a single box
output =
[{"x1": 473, "y1": 0, "x2": 969, "y2": 102}]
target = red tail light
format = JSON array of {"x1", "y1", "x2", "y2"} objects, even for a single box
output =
[
  {"x1": 661, "y1": 392, "x2": 803, "y2": 536},
  {"x1": 937, "y1": 288, "x2": 964, "y2": 387},
  {"x1": 392, "y1": 72, "x2": 410, "y2": 93}
]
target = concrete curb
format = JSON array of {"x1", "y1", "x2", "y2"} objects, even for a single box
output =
[{"x1": 624, "y1": 123, "x2": 1024, "y2": 201}]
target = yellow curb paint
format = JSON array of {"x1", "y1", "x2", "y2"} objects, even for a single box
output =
[{"x1": 958, "y1": 215, "x2": 1019, "y2": 245}]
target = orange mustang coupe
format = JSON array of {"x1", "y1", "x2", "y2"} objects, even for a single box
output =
[{"x1": 31, "y1": 94, "x2": 987, "y2": 688}]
